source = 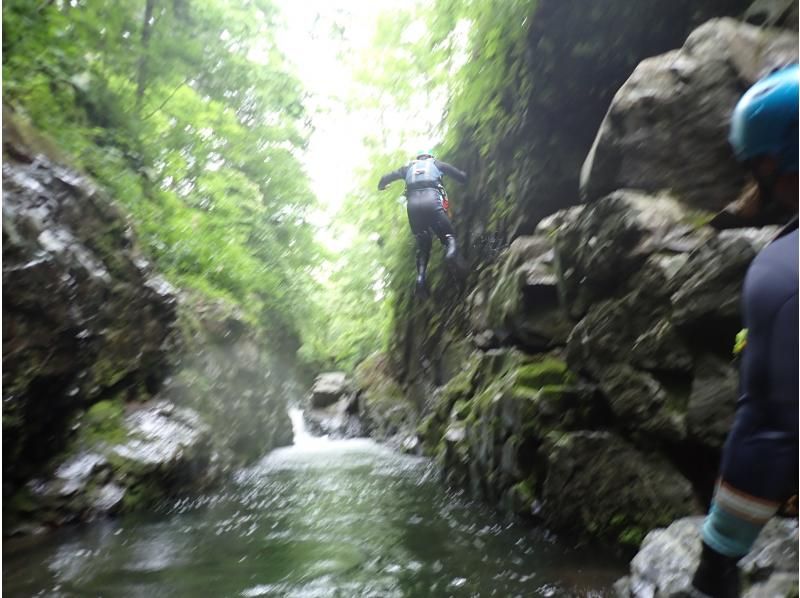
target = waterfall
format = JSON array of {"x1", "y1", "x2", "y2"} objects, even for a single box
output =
[{"x1": 288, "y1": 407, "x2": 328, "y2": 448}]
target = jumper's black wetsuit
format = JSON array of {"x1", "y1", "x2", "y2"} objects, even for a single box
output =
[
  {"x1": 378, "y1": 158, "x2": 468, "y2": 295},
  {"x1": 702, "y1": 227, "x2": 799, "y2": 557},
  {"x1": 378, "y1": 159, "x2": 467, "y2": 246}
]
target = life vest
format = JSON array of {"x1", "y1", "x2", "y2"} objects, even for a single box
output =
[{"x1": 405, "y1": 158, "x2": 442, "y2": 191}]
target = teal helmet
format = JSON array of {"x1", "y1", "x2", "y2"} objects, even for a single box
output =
[
  {"x1": 729, "y1": 63, "x2": 799, "y2": 173},
  {"x1": 416, "y1": 149, "x2": 434, "y2": 159}
]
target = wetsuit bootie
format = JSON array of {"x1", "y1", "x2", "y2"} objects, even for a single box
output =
[
  {"x1": 444, "y1": 235, "x2": 458, "y2": 263},
  {"x1": 690, "y1": 542, "x2": 741, "y2": 598},
  {"x1": 415, "y1": 273, "x2": 429, "y2": 298},
  {"x1": 415, "y1": 255, "x2": 429, "y2": 299},
  {"x1": 443, "y1": 234, "x2": 467, "y2": 279}
]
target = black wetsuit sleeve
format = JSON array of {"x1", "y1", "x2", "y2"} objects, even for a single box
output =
[
  {"x1": 378, "y1": 166, "x2": 407, "y2": 190},
  {"x1": 434, "y1": 160, "x2": 467, "y2": 184}
]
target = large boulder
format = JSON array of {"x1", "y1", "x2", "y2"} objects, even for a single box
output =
[
  {"x1": 449, "y1": 0, "x2": 754, "y2": 240},
  {"x1": 304, "y1": 372, "x2": 363, "y2": 439},
  {"x1": 598, "y1": 364, "x2": 687, "y2": 445},
  {"x1": 581, "y1": 18, "x2": 799, "y2": 210},
  {"x1": 744, "y1": 0, "x2": 799, "y2": 27},
  {"x1": 303, "y1": 393, "x2": 364, "y2": 439},
  {"x1": 542, "y1": 431, "x2": 699, "y2": 547},
  {"x1": 309, "y1": 372, "x2": 349, "y2": 409},
  {"x1": 615, "y1": 516, "x2": 798, "y2": 597},
  {"x1": 554, "y1": 190, "x2": 707, "y2": 318},
  {"x1": 3, "y1": 111, "x2": 178, "y2": 493},
  {"x1": 670, "y1": 227, "x2": 779, "y2": 328},
  {"x1": 7, "y1": 400, "x2": 220, "y2": 535},
  {"x1": 566, "y1": 294, "x2": 692, "y2": 379}
]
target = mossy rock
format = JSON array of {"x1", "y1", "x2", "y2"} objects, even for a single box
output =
[
  {"x1": 514, "y1": 358, "x2": 573, "y2": 389},
  {"x1": 542, "y1": 431, "x2": 698, "y2": 546},
  {"x1": 79, "y1": 400, "x2": 127, "y2": 446},
  {"x1": 502, "y1": 477, "x2": 538, "y2": 517}
]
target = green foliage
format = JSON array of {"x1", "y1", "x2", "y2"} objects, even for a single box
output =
[
  {"x1": 302, "y1": 0, "x2": 540, "y2": 369},
  {"x1": 3, "y1": 0, "x2": 320, "y2": 343},
  {"x1": 3, "y1": 0, "x2": 544, "y2": 373}
]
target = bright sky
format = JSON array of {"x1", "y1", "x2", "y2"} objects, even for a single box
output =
[{"x1": 273, "y1": 0, "x2": 446, "y2": 252}]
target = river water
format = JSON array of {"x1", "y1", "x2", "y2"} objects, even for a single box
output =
[{"x1": 3, "y1": 410, "x2": 626, "y2": 597}]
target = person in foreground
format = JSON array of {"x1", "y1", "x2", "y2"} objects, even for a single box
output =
[
  {"x1": 691, "y1": 64, "x2": 799, "y2": 598},
  {"x1": 377, "y1": 150, "x2": 467, "y2": 297}
]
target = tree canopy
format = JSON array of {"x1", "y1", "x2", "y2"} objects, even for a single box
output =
[
  {"x1": 3, "y1": 0, "x2": 541, "y2": 371},
  {"x1": 4, "y1": 0, "x2": 320, "y2": 346}
]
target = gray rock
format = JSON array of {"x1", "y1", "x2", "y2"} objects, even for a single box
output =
[
  {"x1": 310, "y1": 372, "x2": 349, "y2": 409},
  {"x1": 3, "y1": 117, "x2": 178, "y2": 491},
  {"x1": 621, "y1": 516, "x2": 798, "y2": 597},
  {"x1": 744, "y1": 0, "x2": 798, "y2": 28},
  {"x1": 599, "y1": 365, "x2": 686, "y2": 444},
  {"x1": 444, "y1": 422, "x2": 466, "y2": 445},
  {"x1": 628, "y1": 517, "x2": 703, "y2": 597},
  {"x1": 91, "y1": 483, "x2": 125, "y2": 514},
  {"x1": 112, "y1": 401, "x2": 209, "y2": 468},
  {"x1": 542, "y1": 431, "x2": 698, "y2": 546},
  {"x1": 744, "y1": 573, "x2": 799, "y2": 598},
  {"x1": 671, "y1": 228, "x2": 779, "y2": 327},
  {"x1": 304, "y1": 394, "x2": 365, "y2": 439},
  {"x1": 581, "y1": 18, "x2": 799, "y2": 210},
  {"x1": 12, "y1": 401, "x2": 219, "y2": 530},
  {"x1": 739, "y1": 518, "x2": 799, "y2": 579},
  {"x1": 53, "y1": 452, "x2": 108, "y2": 497},
  {"x1": 566, "y1": 294, "x2": 689, "y2": 378},
  {"x1": 477, "y1": 234, "x2": 572, "y2": 350},
  {"x1": 687, "y1": 355, "x2": 738, "y2": 450},
  {"x1": 554, "y1": 190, "x2": 698, "y2": 318},
  {"x1": 401, "y1": 435, "x2": 419, "y2": 454},
  {"x1": 630, "y1": 319, "x2": 694, "y2": 373}
]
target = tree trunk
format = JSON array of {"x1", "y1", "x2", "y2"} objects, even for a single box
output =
[{"x1": 136, "y1": 0, "x2": 156, "y2": 110}]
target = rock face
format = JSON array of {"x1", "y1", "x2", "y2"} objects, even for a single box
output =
[
  {"x1": 162, "y1": 298, "x2": 295, "y2": 464},
  {"x1": 7, "y1": 400, "x2": 219, "y2": 535},
  {"x1": 3, "y1": 110, "x2": 178, "y2": 495},
  {"x1": 310, "y1": 372, "x2": 348, "y2": 408},
  {"x1": 3, "y1": 111, "x2": 298, "y2": 534},
  {"x1": 615, "y1": 516, "x2": 799, "y2": 597},
  {"x1": 355, "y1": 15, "x2": 798, "y2": 550},
  {"x1": 581, "y1": 18, "x2": 799, "y2": 210},
  {"x1": 304, "y1": 371, "x2": 364, "y2": 439},
  {"x1": 448, "y1": 0, "x2": 753, "y2": 242},
  {"x1": 393, "y1": 191, "x2": 781, "y2": 546},
  {"x1": 352, "y1": 352, "x2": 418, "y2": 447},
  {"x1": 542, "y1": 432, "x2": 698, "y2": 547}
]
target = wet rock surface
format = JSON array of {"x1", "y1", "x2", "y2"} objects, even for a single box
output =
[
  {"x1": 3, "y1": 114, "x2": 298, "y2": 535},
  {"x1": 8, "y1": 401, "x2": 219, "y2": 535},
  {"x1": 615, "y1": 516, "x2": 799, "y2": 597},
  {"x1": 353, "y1": 14, "x2": 796, "y2": 551},
  {"x1": 581, "y1": 18, "x2": 799, "y2": 210},
  {"x1": 310, "y1": 372, "x2": 349, "y2": 409},
  {"x1": 304, "y1": 372, "x2": 364, "y2": 439},
  {"x1": 3, "y1": 113, "x2": 178, "y2": 496},
  {"x1": 542, "y1": 432, "x2": 699, "y2": 546}
]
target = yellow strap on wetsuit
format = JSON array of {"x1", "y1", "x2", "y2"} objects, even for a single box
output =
[{"x1": 733, "y1": 328, "x2": 748, "y2": 356}]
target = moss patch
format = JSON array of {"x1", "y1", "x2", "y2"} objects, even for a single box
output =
[
  {"x1": 515, "y1": 358, "x2": 572, "y2": 389},
  {"x1": 81, "y1": 400, "x2": 126, "y2": 446}
]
